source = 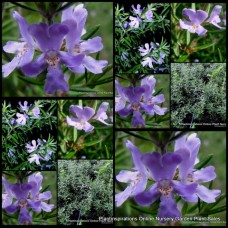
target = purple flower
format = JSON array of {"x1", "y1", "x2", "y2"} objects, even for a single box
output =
[
  {"x1": 145, "y1": 10, "x2": 153, "y2": 22},
  {"x1": 28, "y1": 172, "x2": 54, "y2": 212},
  {"x1": 179, "y1": 8, "x2": 208, "y2": 36},
  {"x1": 123, "y1": 21, "x2": 129, "y2": 28},
  {"x1": 93, "y1": 102, "x2": 112, "y2": 126},
  {"x1": 206, "y1": 5, "x2": 225, "y2": 29},
  {"x1": 2, "y1": 11, "x2": 34, "y2": 78},
  {"x1": 115, "y1": 80, "x2": 127, "y2": 113},
  {"x1": 134, "y1": 152, "x2": 197, "y2": 221},
  {"x1": 66, "y1": 105, "x2": 95, "y2": 132},
  {"x1": 28, "y1": 154, "x2": 42, "y2": 166},
  {"x1": 174, "y1": 133, "x2": 221, "y2": 203},
  {"x1": 129, "y1": 16, "x2": 142, "y2": 28},
  {"x1": 140, "y1": 76, "x2": 168, "y2": 116},
  {"x1": 32, "y1": 107, "x2": 40, "y2": 118},
  {"x1": 141, "y1": 57, "x2": 157, "y2": 68},
  {"x1": 26, "y1": 140, "x2": 38, "y2": 153},
  {"x1": 131, "y1": 4, "x2": 143, "y2": 15},
  {"x1": 3, "y1": 182, "x2": 40, "y2": 224},
  {"x1": 19, "y1": 101, "x2": 30, "y2": 111},
  {"x1": 16, "y1": 113, "x2": 28, "y2": 125},
  {"x1": 2, "y1": 177, "x2": 13, "y2": 209},
  {"x1": 21, "y1": 23, "x2": 84, "y2": 94},
  {"x1": 61, "y1": 4, "x2": 108, "y2": 74},
  {"x1": 115, "y1": 140, "x2": 149, "y2": 207},
  {"x1": 138, "y1": 43, "x2": 153, "y2": 56}
]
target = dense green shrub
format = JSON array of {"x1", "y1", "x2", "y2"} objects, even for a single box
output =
[
  {"x1": 58, "y1": 160, "x2": 113, "y2": 225},
  {"x1": 171, "y1": 63, "x2": 226, "y2": 128}
]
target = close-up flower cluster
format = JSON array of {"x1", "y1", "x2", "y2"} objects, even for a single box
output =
[
  {"x1": 115, "y1": 131, "x2": 225, "y2": 226},
  {"x1": 171, "y1": 3, "x2": 226, "y2": 62},
  {"x1": 2, "y1": 2, "x2": 113, "y2": 96},
  {"x1": 58, "y1": 100, "x2": 113, "y2": 159},
  {"x1": 2, "y1": 171, "x2": 56, "y2": 225},
  {"x1": 2, "y1": 100, "x2": 57, "y2": 170},
  {"x1": 115, "y1": 3, "x2": 170, "y2": 73},
  {"x1": 115, "y1": 75, "x2": 169, "y2": 128}
]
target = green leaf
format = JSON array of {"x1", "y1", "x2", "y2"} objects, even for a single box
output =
[
  {"x1": 200, "y1": 205, "x2": 226, "y2": 215},
  {"x1": 70, "y1": 86, "x2": 99, "y2": 92},
  {"x1": 123, "y1": 131, "x2": 152, "y2": 141},
  {"x1": 176, "y1": 55, "x2": 189, "y2": 62},
  {"x1": 83, "y1": 139, "x2": 102, "y2": 147},
  {"x1": 195, "y1": 154, "x2": 213, "y2": 169},
  {"x1": 186, "y1": 31, "x2": 190, "y2": 46},
  {"x1": 131, "y1": 204, "x2": 157, "y2": 215},
  {"x1": 64, "y1": 151, "x2": 76, "y2": 159},
  {"x1": 81, "y1": 24, "x2": 100, "y2": 40},
  {"x1": 197, "y1": 42, "x2": 215, "y2": 50},
  {"x1": 182, "y1": 202, "x2": 188, "y2": 215},
  {"x1": 218, "y1": 48, "x2": 223, "y2": 62},
  {"x1": 73, "y1": 128, "x2": 77, "y2": 143},
  {"x1": 18, "y1": 75, "x2": 44, "y2": 85}
]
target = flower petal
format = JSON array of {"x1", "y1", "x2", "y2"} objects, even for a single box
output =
[
  {"x1": 3, "y1": 41, "x2": 25, "y2": 53},
  {"x1": 123, "y1": 86, "x2": 145, "y2": 104},
  {"x1": 131, "y1": 111, "x2": 145, "y2": 127},
  {"x1": 10, "y1": 183, "x2": 33, "y2": 199},
  {"x1": 21, "y1": 54, "x2": 46, "y2": 77},
  {"x1": 82, "y1": 121, "x2": 94, "y2": 132},
  {"x1": 27, "y1": 200, "x2": 41, "y2": 212},
  {"x1": 80, "y1": 36, "x2": 104, "y2": 54},
  {"x1": 116, "y1": 170, "x2": 138, "y2": 183},
  {"x1": 115, "y1": 186, "x2": 133, "y2": 207},
  {"x1": 28, "y1": 23, "x2": 69, "y2": 52},
  {"x1": 153, "y1": 105, "x2": 167, "y2": 115},
  {"x1": 207, "y1": 5, "x2": 222, "y2": 23},
  {"x1": 182, "y1": 9, "x2": 208, "y2": 24},
  {"x1": 82, "y1": 56, "x2": 108, "y2": 74},
  {"x1": 69, "y1": 105, "x2": 95, "y2": 121},
  {"x1": 141, "y1": 76, "x2": 156, "y2": 101},
  {"x1": 152, "y1": 94, "x2": 165, "y2": 104},
  {"x1": 194, "y1": 166, "x2": 216, "y2": 183},
  {"x1": 158, "y1": 195, "x2": 181, "y2": 221},
  {"x1": 5, "y1": 201, "x2": 19, "y2": 214},
  {"x1": 93, "y1": 102, "x2": 109, "y2": 119},
  {"x1": 2, "y1": 56, "x2": 20, "y2": 78},
  {"x1": 117, "y1": 106, "x2": 132, "y2": 117},
  {"x1": 59, "y1": 51, "x2": 84, "y2": 67},
  {"x1": 172, "y1": 180, "x2": 197, "y2": 199},
  {"x1": 44, "y1": 66, "x2": 69, "y2": 94},
  {"x1": 196, "y1": 185, "x2": 221, "y2": 203},
  {"x1": 18, "y1": 207, "x2": 32, "y2": 224},
  {"x1": 134, "y1": 183, "x2": 160, "y2": 206},
  {"x1": 69, "y1": 64, "x2": 85, "y2": 74},
  {"x1": 195, "y1": 25, "x2": 207, "y2": 36},
  {"x1": 132, "y1": 177, "x2": 148, "y2": 196},
  {"x1": 18, "y1": 45, "x2": 34, "y2": 67},
  {"x1": 40, "y1": 202, "x2": 54, "y2": 212}
]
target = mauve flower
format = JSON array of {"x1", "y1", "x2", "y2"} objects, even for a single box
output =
[
  {"x1": 26, "y1": 140, "x2": 38, "y2": 153},
  {"x1": 2, "y1": 11, "x2": 34, "y2": 78},
  {"x1": 115, "y1": 80, "x2": 127, "y2": 112},
  {"x1": 145, "y1": 10, "x2": 153, "y2": 22},
  {"x1": 174, "y1": 133, "x2": 221, "y2": 203},
  {"x1": 32, "y1": 107, "x2": 40, "y2": 118},
  {"x1": 206, "y1": 5, "x2": 225, "y2": 29},
  {"x1": 115, "y1": 140, "x2": 149, "y2": 207},
  {"x1": 179, "y1": 8, "x2": 208, "y2": 36},
  {"x1": 19, "y1": 101, "x2": 30, "y2": 111},
  {"x1": 3, "y1": 182, "x2": 40, "y2": 224},
  {"x1": 28, "y1": 172, "x2": 54, "y2": 212},
  {"x1": 66, "y1": 105, "x2": 95, "y2": 132},
  {"x1": 93, "y1": 102, "x2": 112, "y2": 126},
  {"x1": 21, "y1": 23, "x2": 84, "y2": 94},
  {"x1": 2, "y1": 177, "x2": 13, "y2": 209},
  {"x1": 131, "y1": 4, "x2": 143, "y2": 15},
  {"x1": 28, "y1": 154, "x2": 42, "y2": 166},
  {"x1": 129, "y1": 16, "x2": 142, "y2": 28},
  {"x1": 135, "y1": 152, "x2": 197, "y2": 221},
  {"x1": 139, "y1": 43, "x2": 153, "y2": 56},
  {"x1": 61, "y1": 4, "x2": 108, "y2": 74},
  {"x1": 16, "y1": 113, "x2": 28, "y2": 125},
  {"x1": 142, "y1": 57, "x2": 157, "y2": 68}
]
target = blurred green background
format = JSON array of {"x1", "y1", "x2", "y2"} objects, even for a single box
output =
[
  {"x1": 2, "y1": 2, "x2": 113, "y2": 97},
  {"x1": 115, "y1": 131, "x2": 226, "y2": 226},
  {"x1": 115, "y1": 74, "x2": 170, "y2": 128},
  {"x1": 2, "y1": 171, "x2": 57, "y2": 225}
]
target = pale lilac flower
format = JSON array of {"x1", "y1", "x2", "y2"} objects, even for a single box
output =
[
  {"x1": 142, "y1": 57, "x2": 157, "y2": 68},
  {"x1": 131, "y1": 4, "x2": 143, "y2": 15},
  {"x1": 26, "y1": 140, "x2": 38, "y2": 153},
  {"x1": 139, "y1": 43, "x2": 153, "y2": 56},
  {"x1": 28, "y1": 154, "x2": 42, "y2": 166},
  {"x1": 93, "y1": 102, "x2": 112, "y2": 126},
  {"x1": 145, "y1": 10, "x2": 153, "y2": 22},
  {"x1": 66, "y1": 105, "x2": 95, "y2": 132},
  {"x1": 174, "y1": 133, "x2": 221, "y2": 203},
  {"x1": 156, "y1": 53, "x2": 166, "y2": 65},
  {"x1": 129, "y1": 16, "x2": 142, "y2": 28},
  {"x1": 28, "y1": 172, "x2": 54, "y2": 212},
  {"x1": 135, "y1": 151, "x2": 197, "y2": 221},
  {"x1": 61, "y1": 4, "x2": 108, "y2": 74},
  {"x1": 2, "y1": 177, "x2": 13, "y2": 209},
  {"x1": 21, "y1": 23, "x2": 84, "y2": 94},
  {"x1": 115, "y1": 140, "x2": 149, "y2": 207},
  {"x1": 207, "y1": 5, "x2": 225, "y2": 29},
  {"x1": 2, "y1": 11, "x2": 34, "y2": 78},
  {"x1": 124, "y1": 21, "x2": 129, "y2": 28},
  {"x1": 3, "y1": 182, "x2": 40, "y2": 224},
  {"x1": 19, "y1": 101, "x2": 30, "y2": 111},
  {"x1": 16, "y1": 113, "x2": 28, "y2": 125},
  {"x1": 32, "y1": 107, "x2": 40, "y2": 118},
  {"x1": 115, "y1": 80, "x2": 127, "y2": 112},
  {"x1": 179, "y1": 8, "x2": 208, "y2": 36}
]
